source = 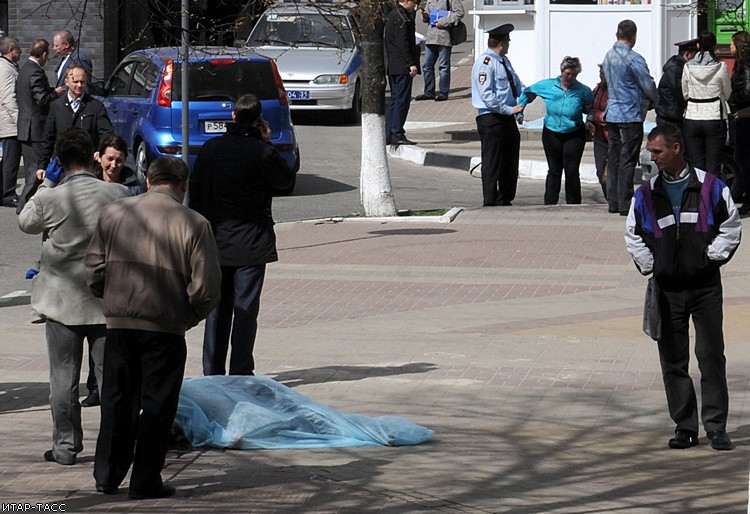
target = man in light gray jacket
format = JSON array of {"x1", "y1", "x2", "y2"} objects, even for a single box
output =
[
  {"x1": 0, "y1": 36, "x2": 21, "y2": 207},
  {"x1": 415, "y1": 0, "x2": 464, "y2": 102},
  {"x1": 18, "y1": 128, "x2": 128, "y2": 466}
]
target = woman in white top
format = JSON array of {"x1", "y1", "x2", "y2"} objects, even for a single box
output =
[{"x1": 681, "y1": 30, "x2": 732, "y2": 175}]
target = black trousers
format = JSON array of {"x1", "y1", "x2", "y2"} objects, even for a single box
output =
[
  {"x1": 1, "y1": 136, "x2": 21, "y2": 203},
  {"x1": 17, "y1": 140, "x2": 41, "y2": 214},
  {"x1": 682, "y1": 119, "x2": 726, "y2": 175},
  {"x1": 203, "y1": 264, "x2": 266, "y2": 375},
  {"x1": 94, "y1": 329, "x2": 186, "y2": 492},
  {"x1": 386, "y1": 74, "x2": 414, "y2": 143},
  {"x1": 606, "y1": 122, "x2": 643, "y2": 213},
  {"x1": 476, "y1": 113, "x2": 520, "y2": 206},
  {"x1": 541, "y1": 126, "x2": 585, "y2": 205},
  {"x1": 657, "y1": 273, "x2": 729, "y2": 434}
]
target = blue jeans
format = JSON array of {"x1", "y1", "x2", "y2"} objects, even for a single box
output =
[{"x1": 422, "y1": 44, "x2": 452, "y2": 97}]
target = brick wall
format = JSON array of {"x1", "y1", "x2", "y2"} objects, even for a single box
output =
[{"x1": 8, "y1": 0, "x2": 118, "y2": 85}]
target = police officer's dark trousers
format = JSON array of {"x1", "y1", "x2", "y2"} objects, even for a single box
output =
[
  {"x1": 657, "y1": 272, "x2": 728, "y2": 434},
  {"x1": 476, "y1": 112, "x2": 519, "y2": 206}
]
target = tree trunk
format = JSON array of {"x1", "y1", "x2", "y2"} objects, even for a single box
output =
[{"x1": 355, "y1": 0, "x2": 397, "y2": 217}]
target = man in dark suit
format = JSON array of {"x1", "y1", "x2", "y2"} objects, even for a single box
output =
[
  {"x1": 53, "y1": 29, "x2": 93, "y2": 88},
  {"x1": 189, "y1": 94, "x2": 294, "y2": 376},
  {"x1": 36, "y1": 66, "x2": 112, "y2": 176},
  {"x1": 16, "y1": 39, "x2": 63, "y2": 214},
  {"x1": 384, "y1": 0, "x2": 420, "y2": 146}
]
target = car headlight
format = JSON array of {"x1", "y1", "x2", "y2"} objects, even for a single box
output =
[{"x1": 313, "y1": 74, "x2": 348, "y2": 85}]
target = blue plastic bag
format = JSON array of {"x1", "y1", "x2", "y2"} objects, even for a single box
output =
[{"x1": 175, "y1": 375, "x2": 434, "y2": 449}]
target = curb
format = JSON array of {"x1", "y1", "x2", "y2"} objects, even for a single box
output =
[
  {"x1": 283, "y1": 207, "x2": 464, "y2": 225},
  {"x1": 389, "y1": 143, "x2": 602, "y2": 184}
]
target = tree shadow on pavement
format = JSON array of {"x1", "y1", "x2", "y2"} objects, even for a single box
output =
[
  {"x1": 367, "y1": 228, "x2": 456, "y2": 236},
  {"x1": 269, "y1": 363, "x2": 438, "y2": 387},
  {"x1": 0, "y1": 382, "x2": 50, "y2": 413}
]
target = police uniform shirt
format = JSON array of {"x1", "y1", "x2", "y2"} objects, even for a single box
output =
[{"x1": 471, "y1": 49, "x2": 524, "y2": 116}]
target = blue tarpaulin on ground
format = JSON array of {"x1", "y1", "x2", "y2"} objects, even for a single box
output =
[{"x1": 175, "y1": 375, "x2": 434, "y2": 449}]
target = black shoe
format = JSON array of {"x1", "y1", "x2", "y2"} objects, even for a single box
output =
[
  {"x1": 738, "y1": 204, "x2": 750, "y2": 215},
  {"x1": 96, "y1": 483, "x2": 119, "y2": 494},
  {"x1": 391, "y1": 138, "x2": 416, "y2": 146},
  {"x1": 81, "y1": 390, "x2": 100, "y2": 407},
  {"x1": 707, "y1": 430, "x2": 734, "y2": 451},
  {"x1": 619, "y1": 211, "x2": 629, "y2": 217},
  {"x1": 414, "y1": 93, "x2": 435, "y2": 101},
  {"x1": 44, "y1": 449, "x2": 76, "y2": 465},
  {"x1": 2, "y1": 198, "x2": 17, "y2": 208},
  {"x1": 608, "y1": 207, "x2": 619, "y2": 214},
  {"x1": 668, "y1": 430, "x2": 699, "y2": 449},
  {"x1": 435, "y1": 95, "x2": 448, "y2": 102},
  {"x1": 129, "y1": 483, "x2": 176, "y2": 500}
]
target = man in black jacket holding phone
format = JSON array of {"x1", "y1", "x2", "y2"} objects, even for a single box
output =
[{"x1": 189, "y1": 94, "x2": 294, "y2": 377}]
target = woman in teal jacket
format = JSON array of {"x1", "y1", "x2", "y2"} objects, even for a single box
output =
[{"x1": 518, "y1": 56, "x2": 594, "y2": 204}]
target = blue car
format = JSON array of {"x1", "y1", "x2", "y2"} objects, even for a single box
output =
[{"x1": 97, "y1": 46, "x2": 300, "y2": 193}]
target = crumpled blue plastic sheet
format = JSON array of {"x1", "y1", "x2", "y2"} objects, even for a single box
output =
[{"x1": 174, "y1": 375, "x2": 434, "y2": 449}]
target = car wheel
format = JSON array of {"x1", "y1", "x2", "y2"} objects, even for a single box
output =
[
  {"x1": 135, "y1": 142, "x2": 149, "y2": 183},
  {"x1": 343, "y1": 81, "x2": 361, "y2": 125},
  {"x1": 720, "y1": 146, "x2": 744, "y2": 203}
]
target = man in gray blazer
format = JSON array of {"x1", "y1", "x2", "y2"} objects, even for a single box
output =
[
  {"x1": 19, "y1": 128, "x2": 128, "y2": 466},
  {"x1": 15, "y1": 39, "x2": 63, "y2": 213}
]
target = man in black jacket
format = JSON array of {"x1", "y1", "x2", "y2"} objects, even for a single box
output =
[
  {"x1": 37, "y1": 66, "x2": 112, "y2": 176},
  {"x1": 15, "y1": 39, "x2": 63, "y2": 213},
  {"x1": 189, "y1": 94, "x2": 294, "y2": 376},
  {"x1": 625, "y1": 125, "x2": 741, "y2": 451},
  {"x1": 656, "y1": 38, "x2": 698, "y2": 128},
  {"x1": 385, "y1": 0, "x2": 420, "y2": 146}
]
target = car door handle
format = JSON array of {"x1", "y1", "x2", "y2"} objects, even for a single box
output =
[{"x1": 129, "y1": 109, "x2": 139, "y2": 116}]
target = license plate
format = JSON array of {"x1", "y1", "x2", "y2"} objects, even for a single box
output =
[
  {"x1": 204, "y1": 121, "x2": 227, "y2": 134},
  {"x1": 287, "y1": 90, "x2": 310, "y2": 100}
]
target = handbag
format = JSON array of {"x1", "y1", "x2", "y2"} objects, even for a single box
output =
[
  {"x1": 642, "y1": 277, "x2": 661, "y2": 341},
  {"x1": 445, "y1": 0, "x2": 467, "y2": 46},
  {"x1": 449, "y1": 20, "x2": 467, "y2": 46}
]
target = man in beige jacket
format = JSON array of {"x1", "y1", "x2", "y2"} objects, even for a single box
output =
[
  {"x1": 18, "y1": 127, "x2": 129, "y2": 466},
  {"x1": 0, "y1": 36, "x2": 21, "y2": 207},
  {"x1": 85, "y1": 156, "x2": 221, "y2": 500}
]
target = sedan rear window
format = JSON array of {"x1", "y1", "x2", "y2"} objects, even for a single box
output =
[{"x1": 173, "y1": 60, "x2": 278, "y2": 101}]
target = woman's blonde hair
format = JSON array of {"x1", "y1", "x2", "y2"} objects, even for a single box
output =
[{"x1": 560, "y1": 56, "x2": 582, "y2": 74}]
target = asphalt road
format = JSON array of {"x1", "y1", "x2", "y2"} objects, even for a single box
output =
[{"x1": 275, "y1": 114, "x2": 484, "y2": 222}]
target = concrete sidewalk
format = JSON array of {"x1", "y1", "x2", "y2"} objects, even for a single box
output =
[{"x1": 1, "y1": 205, "x2": 750, "y2": 512}]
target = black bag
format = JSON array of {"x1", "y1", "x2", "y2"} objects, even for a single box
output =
[
  {"x1": 446, "y1": 0, "x2": 467, "y2": 46},
  {"x1": 449, "y1": 20, "x2": 467, "y2": 46},
  {"x1": 642, "y1": 277, "x2": 661, "y2": 341}
]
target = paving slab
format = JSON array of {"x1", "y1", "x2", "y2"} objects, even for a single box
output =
[{"x1": 1, "y1": 206, "x2": 749, "y2": 512}]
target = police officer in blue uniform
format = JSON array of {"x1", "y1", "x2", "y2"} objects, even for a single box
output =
[{"x1": 471, "y1": 24, "x2": 525, "y2": 206}]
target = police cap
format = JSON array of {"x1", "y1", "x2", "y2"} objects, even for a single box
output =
[
  {"x1": 674, "y1": 37, "x2": 699, "y2": 51},
  {"x1": 488, "y1": 24, "x2": 514, "y2": 41}
]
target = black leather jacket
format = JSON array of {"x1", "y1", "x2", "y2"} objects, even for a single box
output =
[{"x1": 729, "y1": 62, "x2": 750, "y2": 113}]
